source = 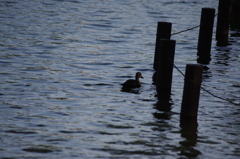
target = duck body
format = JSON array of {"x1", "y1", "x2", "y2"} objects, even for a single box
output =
[{"x1": 122, "y1": 72, "x2": 143, "y2": 88}]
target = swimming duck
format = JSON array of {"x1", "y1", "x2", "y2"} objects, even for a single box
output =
[{"x1": 122, "y1": 72, "x2": 143, "y2": 88}]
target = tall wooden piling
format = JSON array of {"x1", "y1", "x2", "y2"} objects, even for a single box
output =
[
  {"x1": 197, "y1": 8, "x2": 215, "y2": 64},
  {"x1": 153, "y1": 22, "x2": 172, "y2": 70},
  {"x1": 156, "y1": 39, "x2": 176, "y2": 100},
  {"x1": 180, "y1": 64, "x2": 203, "y2": 121},
  {"x1": 216, "y1": 0, "x2": 231, "y2": 46},
  {"x1": 230, "y1": 0, "x2": 240, "y2": 29}
]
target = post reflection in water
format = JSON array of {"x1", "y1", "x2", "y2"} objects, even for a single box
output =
[
  {"x1": 153, "y1": 90, "x2": 201, "y2": 158},
  {"x1": 179, "y1": 119, "x2": 201, "y2": 157}
]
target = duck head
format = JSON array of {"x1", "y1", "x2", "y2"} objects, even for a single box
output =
[{"x1": 135, "y1": 72, "x2": 144, "y2": 80}]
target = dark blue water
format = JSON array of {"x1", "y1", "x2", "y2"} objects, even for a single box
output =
[{"x1": 0, "y1": 0, "x2": 240, "y2": 158}]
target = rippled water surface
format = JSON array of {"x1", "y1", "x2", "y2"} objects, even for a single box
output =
[{"x1": 0, "y1": 0, "x2": 240, "y2": 158}]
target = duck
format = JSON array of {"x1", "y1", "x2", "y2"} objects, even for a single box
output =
[{"x1": 122, "y1": 72, "x2": 144, "y2": 88}]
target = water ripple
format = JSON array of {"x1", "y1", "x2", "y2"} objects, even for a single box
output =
[{"x1": 0, "y1": 0, "x2": 240, "y2": 158}]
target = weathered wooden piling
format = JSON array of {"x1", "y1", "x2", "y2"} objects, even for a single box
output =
[
  {"x1": 156, "y1": 39, "x2": 176, "y2": 100},
  {"x1": 153, "y1": 22, "x2": 172, "y2": 70},
  {"x1": 197, "y1": 8, "x2": 215, "y2": 64},
  {"x1": 180, "y1": 64, "x2": 203, "y2": 121},
  {"x1": 216, "y1": 0, "x2": 231, "y2": 46},
  {"x1": 230, "y1": 0, "x2": 240, "y2": 29}
]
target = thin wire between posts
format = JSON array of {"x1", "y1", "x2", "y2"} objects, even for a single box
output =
[
  {"x1": 200, "y1": 85, "x2": 240, "y2": 106},
  {"x1": 169, "y1": 59, "x2": 240, "y2": 106},
  {"x1": 171, "y1": 13, "x2": 219, "y2": 36},
  {"x1": 171, "y1": 25, "x2": 200, "y2": 36}
]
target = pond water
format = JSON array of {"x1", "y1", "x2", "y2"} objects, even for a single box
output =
[{"x1": 0, "y1": 0, "x2": 240, "y2": 158}]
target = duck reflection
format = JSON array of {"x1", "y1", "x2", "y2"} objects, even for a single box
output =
[{"x1": 121, "y1": 87, "x2": 140, "y2": 94}]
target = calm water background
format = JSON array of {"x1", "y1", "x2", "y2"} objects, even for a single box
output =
[{"x1": 0, "y1": 0, "x2": 240, "y2": 158}]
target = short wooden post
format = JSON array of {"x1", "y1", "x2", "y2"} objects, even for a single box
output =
[
  {"x1": 197, "y1": 8, "x2": 215, "y2": 64},
  {"x1": 180, "y1": 64, "x2": 203, "y2": 121},
  {"x1": 153, "y1": 22, "x2": 172, "y2": 70},
  {"x1": 216, "y1": 0, "x2": 231, "y2": 46},
  {"x1": 156, "y1": 39, "x2": 176, "y2": 100},
  {"x1": 230, "y1": 0, "x2": 240, "y2": 29}
]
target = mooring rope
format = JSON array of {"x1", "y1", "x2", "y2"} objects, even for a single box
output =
[
  {"x1": 171, "y1": 25, "x2": 200, "y2": 36},
  {"x1": 200, "y1": 85, "x2": 240, "y2": 106},
  {"x1": 171, "y1": 13, "x2": 219, "y2": 36},
  {"x1": 170, "y1": 59, "x2": 240, "y2": 106}
]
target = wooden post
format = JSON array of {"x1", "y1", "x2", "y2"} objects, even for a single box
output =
[
  {"x1": 153, "y1": 22, "x2": 172, "y2": 70},
  {"x1": 216, "y1": 0, "x2": 231, "y2": 46},
  {"x1": 197, "y1": 8, "x2": 215, "y2": 64},
  {"x1": 230, "y1": 0, "x2": 240, "y2": 29},
  {"x1": 180, "y1": 64, "x2": 203, "y2": 121},
  {"x1": 156, "y1": 39, "x2": 176, "y2": 100}
]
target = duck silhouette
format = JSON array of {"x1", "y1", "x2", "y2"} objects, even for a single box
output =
[{"x1": 122, "y1": 72, "x2": 143, "y2": 88}]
